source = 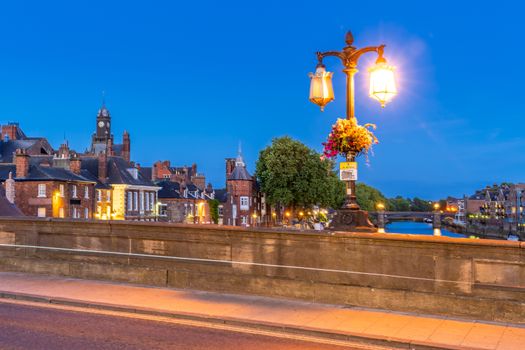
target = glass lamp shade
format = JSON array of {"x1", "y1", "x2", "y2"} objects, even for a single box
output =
[
  {"x1": 309, "y1": 65, "x2": 334, "y2": 111},
  {"x1": 369, "y1": 62, "x2": 397, "y2": 107}
]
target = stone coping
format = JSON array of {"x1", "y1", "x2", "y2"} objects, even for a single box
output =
[{"x1": 0, "y1": 216, "x2": 522, "y2": 249}]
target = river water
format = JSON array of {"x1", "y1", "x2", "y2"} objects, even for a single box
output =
[{"x1": 386, "y1": 221, "x2": 466, "y2": 238}]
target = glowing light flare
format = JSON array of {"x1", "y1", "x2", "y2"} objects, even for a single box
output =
[
  {"x1": 309, "y1": 64, "x2": 334, "y2": 111},
  {"x1": 368, "y1": 61, "x2": 397, "y2": 107},
  {"x1": 376, "y1": 203, "x2": 385, "y2": 211}
]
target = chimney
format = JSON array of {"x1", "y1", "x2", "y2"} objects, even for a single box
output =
[
  {"x1": 5, "y1": 172, "x2": 15, "y2": 204},
  {"x1": 70, "y1": 154, "x2": 82, "y2": 175},
  {"x1": 122, "y1": 131, "x2": 130, "y2": 162},
  {"x1": 2, "y1": 123, "x2": 20, "y2": 141},
  {"x1": 107, "y1": 137, "x2": 114, "y2": 156},
  {"x1": 136, "y1": 163, "x2": 141, "y2": 171},
  {"x1": 225, "y1": 158, "x2": 235, "y2": 183},
  {"x1": 152, "y1": 162, "x2": 157, "y2": 181},
  {"x1": 98, "y1": 151, "x2": 108, "y2": 183},
  {"x1": 15, "y1": 149, "x2": 29, "y2": 178}
]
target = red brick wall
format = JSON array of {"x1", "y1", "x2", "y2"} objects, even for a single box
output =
[{"x1": 14, "y1": 181, "x2": 94, "y2": 219}]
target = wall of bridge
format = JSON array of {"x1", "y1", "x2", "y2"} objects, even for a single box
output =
[{"x1": 0, "y1": 217, "x2": 523, "y2": 324}]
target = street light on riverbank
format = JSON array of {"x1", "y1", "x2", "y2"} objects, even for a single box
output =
[{"x1": 309, "y1": 31, "x2": 397, "y2": 231}]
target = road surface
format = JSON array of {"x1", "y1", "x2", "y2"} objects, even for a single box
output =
[{"x1": 0, "y1": 301, "x2": 366, "y2": 350}]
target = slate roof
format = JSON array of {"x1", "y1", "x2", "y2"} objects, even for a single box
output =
[
  {"x1": 0, "y1": 164, "x2": 96, "y2": 183},
  {"x1": 0, "y1": 138, "x2": 53, "y2": 163},
  {"x1": 157, "y1": 180, "x2": 181, "y2": 199},
  {"x1": 228, "y1": 165, "x2": 252, "y2": 181},
  {"x1": 139, "y1": 166, "x2": 152, "y2": 181},
  {"x1": 80, "y1": 156, "x2": 157, "y2": 187},
  {"x1": 214, "y1": 188, "x2": 228, "y2": 203}
]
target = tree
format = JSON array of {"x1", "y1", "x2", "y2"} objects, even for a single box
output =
[
  {"x1": 411, "y1": 197, "x2": 433, "y2": 212},
  {"x1": 208, "y1": 199, "x2": 219, "y2": 224},
  {"x1": 388, "y1": 196, "x2": 411, "y2": 211},
  {"x1": 355, "y1": 183, "x2": 388, "y2": 212},
  {"x1": 255, "y1": 137, "x2": 345, "y2": 213}
]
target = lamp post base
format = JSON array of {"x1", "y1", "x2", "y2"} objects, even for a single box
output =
[{"x1": 330, "y1": 209, "x2": 376, "y2": 232}]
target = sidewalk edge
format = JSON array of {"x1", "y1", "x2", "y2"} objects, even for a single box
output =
[{"x1": 0, "y1": 290, "x2": 469, "y2": 350}]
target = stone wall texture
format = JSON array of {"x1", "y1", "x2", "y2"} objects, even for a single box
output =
[{"x1": 0, "y1": 217, "x2": 523, "y2": 324}]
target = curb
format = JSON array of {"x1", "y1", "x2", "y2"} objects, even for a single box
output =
[{"x1": 0, "y1": 291, "x2": 472, "y2": 350}]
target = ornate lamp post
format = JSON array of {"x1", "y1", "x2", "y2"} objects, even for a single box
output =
[{"x1": 309, "y1": 31, "x2": 397, "y2": 231}]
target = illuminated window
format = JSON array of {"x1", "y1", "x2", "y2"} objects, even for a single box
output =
[
  {"x1": 97, "y1": 190, "x2": 102, "y2": 202},
  {"x1": 107, "y1": 191, "x2": 111, "y2": 202},
  {"x1": 59, "y1": 184, "x2": 65, "y2": 197},
  {"x1": 37, "y1": 184, "x2": 46, "y2": 198},
  {"x1": 59, "y1": 207, "x2": 64, "y2": 218},
  {"x1": 37, "y1": 207, "x2": 46, "y2": 217}
]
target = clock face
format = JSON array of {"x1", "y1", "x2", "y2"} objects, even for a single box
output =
[{"x1": 98, "y1": 121, "x2": 104, "y2": 128}]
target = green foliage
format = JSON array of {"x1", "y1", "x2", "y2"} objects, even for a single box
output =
[
  {"x1": 388, "y1": 196, "x2": 411, "y2": 211},
  {"x1": 208, "y1": 199, "x2": 219, "y2": 224},
  {"x1": 255, "y1": 136, "x2": 345, "y2": 209},
  {"x1": 355, "y1": 182, "x2": 388, "y2": 212},
  {"x1": 411, "y1": 197, "x2": 433, "y2": 212}
]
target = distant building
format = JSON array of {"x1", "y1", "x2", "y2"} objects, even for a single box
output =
[
  {"x1": 0, "y1": 148, "x2": 96, "y2": 219},
  {"x1": 216, "y1": 147, "x2": 265, "y2": 227}
]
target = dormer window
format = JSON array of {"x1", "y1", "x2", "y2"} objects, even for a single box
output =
[{"x1": 127, "y1": 168, "x2": 139, "y2": 180}]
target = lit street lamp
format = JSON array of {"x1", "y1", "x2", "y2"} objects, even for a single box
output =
[
  {"x1": 309, "y1": 30, "x2": 397, "y2": 231},
  {"x1": 310, "y1": 32, "x2": 397, "y2": 231}
]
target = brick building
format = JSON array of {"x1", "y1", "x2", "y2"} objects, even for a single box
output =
[
  {"x1": 155, "y1": 180, "x2": 211, "y2": 223},
  {"x1": 0, "y1": 149, "x2": 96, "y2": 219},
  {"x1": 217, "y1": 148, "x2": 265, "y2": 227}
]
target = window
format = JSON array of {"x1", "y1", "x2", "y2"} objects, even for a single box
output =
[
  {"x1": 218, "y1": 206, "x2": 223, "y2": 216},
  {"x1": 84, "y1": 187, "x2": 89, "y2": 199},
  {"x1": 150, "y1": 193, "x2": 155, "y2": 211},
  {"x1": 163, "y1": 174, "x2": 170, "y2": 179},
  {"x1": 72, "y1": 207, "x2": 78, "y2": 219},
  {"x1": 84, "y1": 207, "x2": 89, "y2": 219},
  {"x1": 97, "y1": 190, "x2": 102, "y2": 202},
  {"x1": 37, "y1": 184, "x2": 46, "y2": 198},
  {"x1": 159, "y1": 204, "x2": 167, "y2": 217},
  {"x1": 132, "y1": 192, "x2": 137, "y2": 211},
  {"x1": 59, "y1": 184, "x2": 65, "y2": 197},
  {"x1": 37, "y1": 207, "x2": 46, "y2": 217},
  {"x1": 140, "y1": 192, "x2": 144, "y2": 212},
  {"x1": 145, "y1": 193, "x2": 149, "y2": 211},
  {"x1": 241, "y1": 216, "x2": 247, "y2": 225},
  {"x1": 72, "y1": 185, "x2": 77, "y2": 198},
  {"x1": 106, "y1": 206, "x2": 111, "y2": 218},
  {"x1": 59, "y1": 207, "x2": 64, "y2": 218},
  {"x1": 127, "y1": 192, "x2": 133, "y2": 211},
  {"x1": 240, "y1": 196, "x2": 249, "y2": 210},
  {"x1": 107, "y1": 191, "x2": 111, "y2": 202}
]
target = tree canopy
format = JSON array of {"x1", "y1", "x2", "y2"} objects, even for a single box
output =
[
  {"x1": 255, "y1": 136, "x2": 345, "y2": 210},
  {"x1": 355, "y1": 182, "x2": 388, "y2": 212}
]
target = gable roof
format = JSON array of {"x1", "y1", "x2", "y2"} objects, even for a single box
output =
[
  {"x1": 157, "y1": 180, "x2": 182, "y2": 199},
  {"x1": 0, "y1": 187, "x2": 23, "y2": 217},
  {"x1": 80, "y1": 156, "x2": 156, "y2": 187}
]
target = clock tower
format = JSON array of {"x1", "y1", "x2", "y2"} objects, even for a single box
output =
[{"x1": 90, "y1": 102, "x2": 114, "y2": 155}]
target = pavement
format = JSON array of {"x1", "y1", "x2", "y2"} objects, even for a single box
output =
[{"x1": 0, "y1": 272, "x2": 523, "y2": 350}]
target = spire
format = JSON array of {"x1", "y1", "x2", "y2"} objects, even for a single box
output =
[{"x1": 235, "y1": 141, "x2": 244, "y2": 167}]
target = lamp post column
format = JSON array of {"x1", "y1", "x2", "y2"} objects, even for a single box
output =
[{"x1": 343, "y1": 67, "x2": 360, "y2": 210}]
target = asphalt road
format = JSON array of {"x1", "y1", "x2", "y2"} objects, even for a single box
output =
[{"x1": 0, "y1": 301, "x2": 363, "y2": 350}]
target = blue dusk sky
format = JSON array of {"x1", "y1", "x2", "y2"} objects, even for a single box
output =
[{"x1": 0, "y1": 1, "x2": 522, "y2": 199}]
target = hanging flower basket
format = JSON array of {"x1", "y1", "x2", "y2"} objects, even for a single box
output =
[{"x1": 322, "y1": 118, "x2": 378, "y2": 160}]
